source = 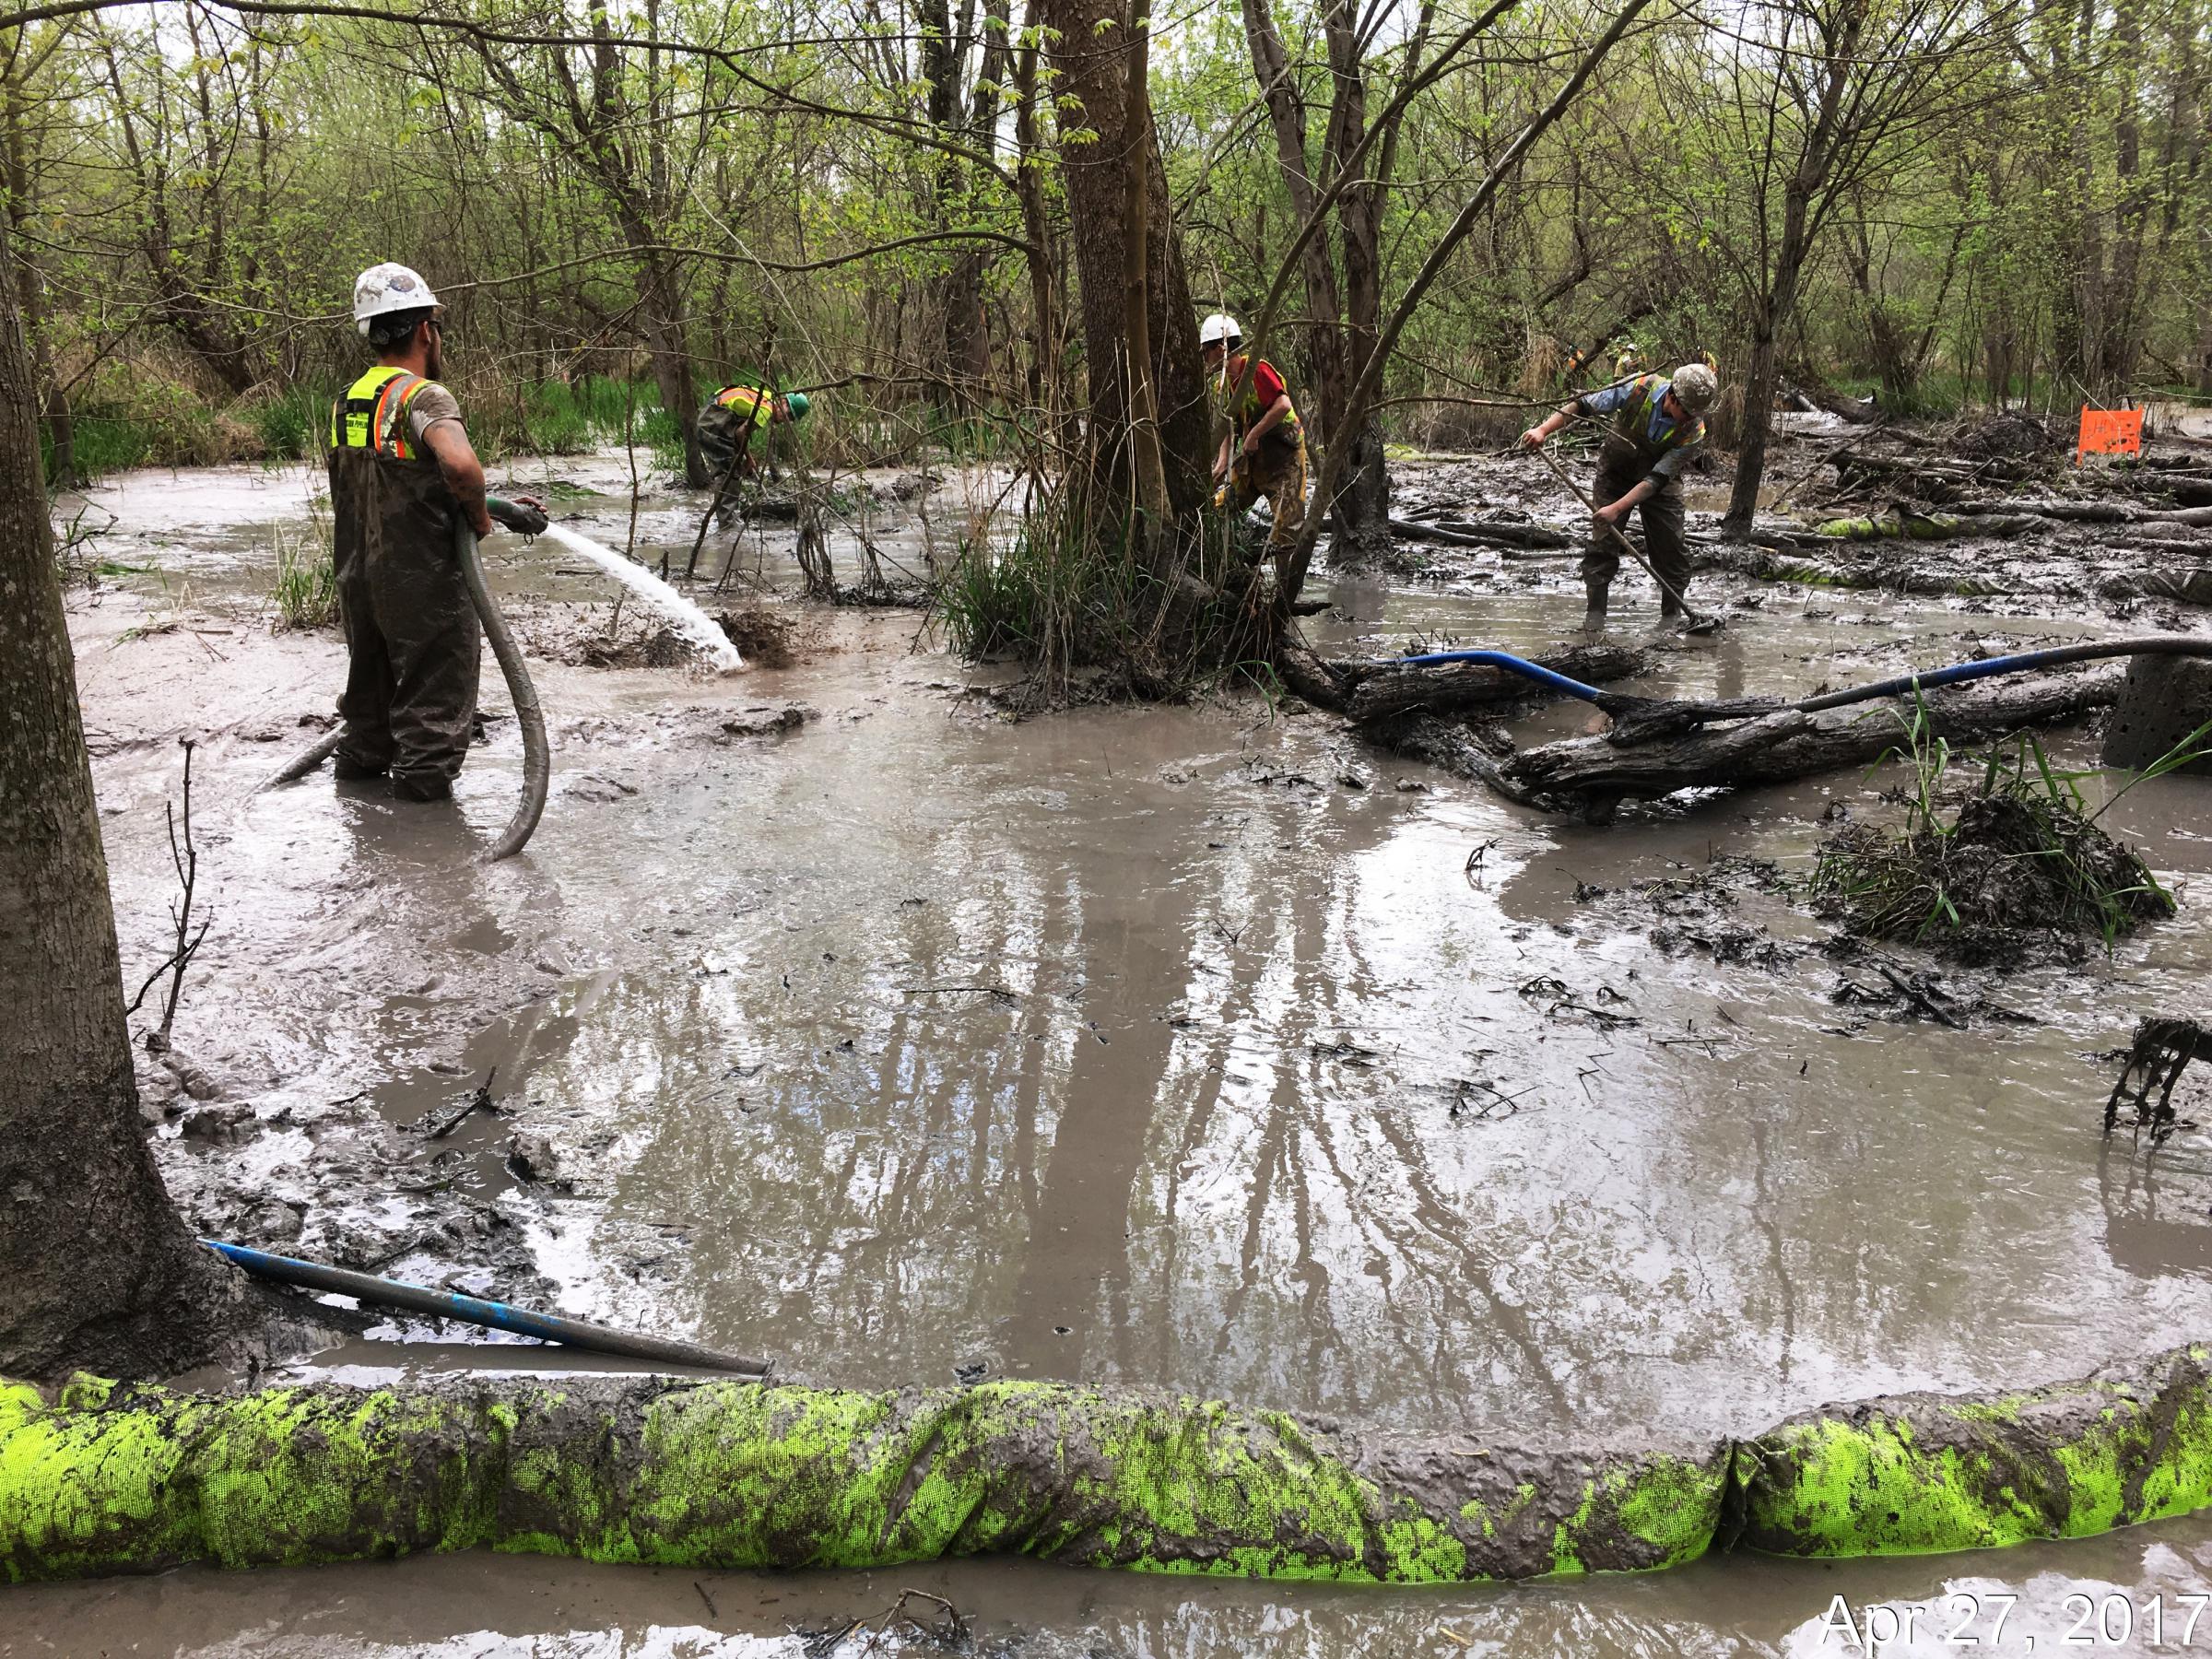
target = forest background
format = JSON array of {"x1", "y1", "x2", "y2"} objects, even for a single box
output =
[{"x1": 2, "y1": 0, "x2": 2193, "y2": 526}]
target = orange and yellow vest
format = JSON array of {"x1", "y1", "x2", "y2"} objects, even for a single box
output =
[{"x1": 330, "y1": 365, "x2": 437, "y2": 460}]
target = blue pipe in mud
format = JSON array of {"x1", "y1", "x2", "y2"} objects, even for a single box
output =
[
  {"x1": 202, "y1": 1240, "x2": 769, "y2": 1375},
  {"x1": 1391, "y1": 648, "x2": 1609, "y2": 701},
  {"x1": 1387, "y1": 634, "x2": 2212, "y2": 720}
]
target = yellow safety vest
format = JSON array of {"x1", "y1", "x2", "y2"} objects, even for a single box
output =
[
  {"x1": 330, "y1": 365, "x2": 435, "y2": 459},
  {"x1": 712, "y1": 384, "x2": 777, "y2": 432}
]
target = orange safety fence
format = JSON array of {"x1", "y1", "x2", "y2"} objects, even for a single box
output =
[{"x1": 2077, "y1": 405, "x2": 2144, "y2": 464}]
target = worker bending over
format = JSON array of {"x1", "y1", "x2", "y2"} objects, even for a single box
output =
[
  {"x1": 697, "y1": 383, "x2": 811, "y2": 481},
  {"x1": 328, "y1": 263, "x2": 543, "y2": 801},
  {"x1": 1200, "y1": 313, "x2": 1306, "y2": 563},
  {"x1": 1521, "y1": 361, "x2": 1720, "y2": 631}
]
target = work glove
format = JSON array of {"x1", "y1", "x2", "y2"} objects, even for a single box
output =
[{"x1": 488, "y1": 494, "x2": 549, "y2": 537}]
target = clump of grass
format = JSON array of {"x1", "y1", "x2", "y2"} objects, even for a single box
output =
[
  {"x1": 936, "y1": 533, "x2": 1047, "y2": 658},
  {"x1": 247, "y1": 383, "x2": 335, "y2": 461},
  {"x1": 1811, "y1": 697, "x2": 2188, "y2": 961},
  {"x1": 642, "y1": 406, "x2": 687, "y2": 474},
  {"x1": 49, "y1": 413, "x2": 153, "y2": 481},
  {"x1": 269, "y1": 517, "x2": 338, "y2": 630},
  {"x1": 928, "y1": 475, "x2": 1273, "y2": 704}
]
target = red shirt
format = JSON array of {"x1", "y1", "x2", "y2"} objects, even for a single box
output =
[{"x1": 1227, "y1": 358, "x2": 1299, "y2": 443}]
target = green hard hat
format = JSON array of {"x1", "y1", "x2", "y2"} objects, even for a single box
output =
[{"x1": 783, "y1": 391, "x2": 811, "y2": 420}]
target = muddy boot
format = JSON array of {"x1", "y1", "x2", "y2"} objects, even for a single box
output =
[
  {"x1": 1581, "y1": 582, "x2": 1610, "y2": 634},
  {"x1": 334, "y1": 755, "x2": 387, "y2": 782}
]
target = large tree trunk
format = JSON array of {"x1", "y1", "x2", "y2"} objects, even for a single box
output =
[
  {"x1": 0, "y1": 267, "x2": 243, "y2": 1381},
  {"x1": 1321, "y1": 0, "x2": 1391, "y2": 554},
  {"x1": 1013, "y1": 7, "x2": 1065, "y2": 436},
  {"x1": 1041, "y1": 0, "x2": 1210, "y2": 524},
  {"x1": 633, "y1": 250, "x2": 703, "y2": 487},
  {"x1": 3, "y1": 63, "x2": 69, "y2": 484}
]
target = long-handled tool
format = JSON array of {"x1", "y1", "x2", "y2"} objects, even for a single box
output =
[{"x1": 1532, "y1": 441, "x2": 1721, "y2": 635}]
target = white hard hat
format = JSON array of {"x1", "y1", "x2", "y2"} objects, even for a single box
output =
[
  {"x1": 353, "y1": 263, "x2": 440, "y2": 335},
  {"x1": 1670, "y1": 361, "x2": 1720, "y2": 412},
  {"x1": 1199, "y1": 312, "x2": 1242, "y2": 348}
]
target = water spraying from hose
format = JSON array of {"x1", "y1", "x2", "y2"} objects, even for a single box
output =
[{"x1": 540, "y1": 523, "x2": 742, "y2": 672}]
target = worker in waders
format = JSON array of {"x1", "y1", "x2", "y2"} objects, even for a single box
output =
[
  {"x1": 1201, "y1": 312, "x2": 1307, "y2": 566},
  {"x1": 329, "y1": 263, "x2": 544, "y2": 801},
  {"x1": 697, "y1": 383, "x2": 811, "y2": 481},
  {"x1": 1520, "y1": 360, "x2": 1721, "y2": 632}
]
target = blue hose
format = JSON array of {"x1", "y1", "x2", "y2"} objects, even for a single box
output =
[
  {"x1": 1381, "y1": 637, "x2": 2212, "y2": 722},
  {"x1": 204, "y1": 1239, "x2": 769, "y2": 1373},
  {"x1": 1391, "y1": 649, "x2": 1609, "y2": 701},
  {"x1": 1793, "y1": 636, "x2": 2212, "y2": 712}
]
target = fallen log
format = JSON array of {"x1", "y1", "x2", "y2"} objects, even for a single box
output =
[
  {"x1": 0, "y1": 1371, "x2": 1723, "y2": 1583},
  {"x1": 1274, "y1": 641, "x2": 1350, "y2": 708},
  {"x1": 1362, "y1": 712, "x2": 1534, "y2": 802},
  {"x1": 2102, "y1": 567, "x2": 2212, "y2": 606},
  {"x1": 1388, "y1": 515, "x2": 1576, "y2": 550},
  {"x1": 1832, "y1": 451, "x2": 1994, "y2": 497},
  {"x1": 1500, "y1": 664, "x2": 2124, "y2": 816},
  {"x1": 1809, "y1": 512, "x2": 2039, "y2": 542},
  {"x1": 1347, "y1": 643, "x2": 1650, "y2": 723},
  {"x1": 1786, "y1": 382, "x2": 1880, "y2": 425},
  {"x1": 9, "y1": 1338, "x2": 2212, "y2": 1582},
  {"x1": 1953, "y1": 499, "x2": 2212, "y2": 527},
  {"x1": 1693, "y1": 541, "x2": 2011, "y2": 597}
]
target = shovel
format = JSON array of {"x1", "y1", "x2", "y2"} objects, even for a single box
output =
[{"x1": 1532, "y1": 441, "x2": 1723, "y2": 635}]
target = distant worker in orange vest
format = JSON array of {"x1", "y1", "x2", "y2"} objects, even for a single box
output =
[
  {"x1": 1200, "y1": 312, "x2": 1307, "y2": 565},
  {"x1": 328, "y1": 263, "x2": 543, "y2": 801},
  {"x1": 697, "y1": 382, "x2": 812, "y2": 481}
]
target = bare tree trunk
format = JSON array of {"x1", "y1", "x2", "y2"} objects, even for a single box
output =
[
  {"x1": 2, "y1": 56, "x2": 68, "y2": 484},
  {"x1": 637, "y1": 252, "x2": 703, "y2": 486},
  {"x1": 0, "y1": 261, "x2": 244, "y2": 1381},
  {"x1": 1724, "y1": 0, "x2": 1867, "y2": 534},
  {"x1": 1119, "y1": 0, "x2": 1171, "y2": 527},
  {"x1": 1013, "y1": 6, "x2": 1064, "y2": 435},
  {"x1": 1320, "y1": 0, "x2": 1392, "y2": 553},
  {"x1": 1241, "y1": 0, "x2": 1347, "y2": 443},
  {"x1": 1040, "y1": 0, "x2": 1210, "y2": 524},
  {"x1": 1241, "y1": 0, "x2": 1398, "y2": 553}
]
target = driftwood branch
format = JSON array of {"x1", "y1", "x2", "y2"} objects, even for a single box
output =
[
  {"x1": 1500, "y1": 665, "x2": 2124, "y2": 815},
  {"x1": 124, "y1": 738, "x2": 207, "y2": 1044},
  {"x1": 1388, "y1": 515, "x2": 1576, "y2": 551}
]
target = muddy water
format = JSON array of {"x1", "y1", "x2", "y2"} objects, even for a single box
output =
[
  {"x1": 30, "y1": 449, "x2": 2212, "y2": 1651},
  {"x1": 7, "y1": 1515, "x2": 2212, "y2": 1655}
]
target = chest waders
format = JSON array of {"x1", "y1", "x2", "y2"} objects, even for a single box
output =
[
  {"x1": 264, "y1": 366, "x2": 547, "y2": 860},
  {"x1": 1582, "y1": 377, "x2": 1700, "y2": 629}
]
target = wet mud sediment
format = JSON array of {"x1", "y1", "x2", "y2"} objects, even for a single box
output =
[
  {"x1": 6, "y1": 1340, "x2": 2210, "y2": 1584},
  {"x1": 37, "y1": 438, "x2": 2212, "y2": 1648}
]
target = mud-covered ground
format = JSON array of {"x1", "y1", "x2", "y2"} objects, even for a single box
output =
[{"x1": 23, "y1": 426, "x2": 2212, "y2": 1653}]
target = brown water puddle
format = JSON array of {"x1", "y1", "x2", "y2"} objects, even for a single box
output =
[
  {"x1": 33, "y1": 454, "x2": 2212, "y2": 1651},
  {"x1": 7, "y1": 1513, "x2": 2211, "y2": 1654}
]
